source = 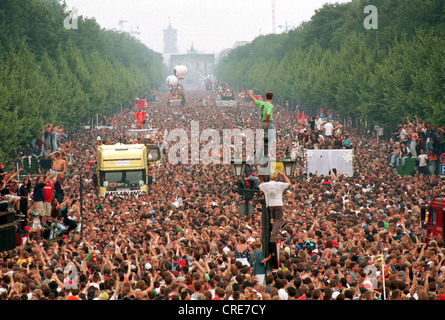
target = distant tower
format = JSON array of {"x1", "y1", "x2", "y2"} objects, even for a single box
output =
[{"x1": 163, "y1": 18, "x2": 178, "y2": 54}]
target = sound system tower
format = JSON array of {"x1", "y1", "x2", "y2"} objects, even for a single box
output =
[{"x1": 0, "y1": 202, "x2": 17, "y2": 252}]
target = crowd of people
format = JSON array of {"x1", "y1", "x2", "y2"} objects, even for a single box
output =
[
  {"x1": 294, "y1": 115, "x2": 352, "y2": 150},
  {"x1": 14, "y1": 123, "x2": 70, "y2": 175},
  {"x1": 0, "y1": 88, "x2": 444, "y2": 302},
  {"x1": 388, "y1": 115, "x2": 444, "y2": 176},
  {"x1": 168, "y1": 84, "x2": 185, "y2": 107},
  {"x1": 209, "y1": 81, "x2": 236, "y2": 101},
  {"x1": 218, "y1": 89, "x2": 235, "y2": 101}
]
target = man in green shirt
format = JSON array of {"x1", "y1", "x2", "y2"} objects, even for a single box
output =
[
  {"x1": 248, "y1": 91, "x2": 276, "y2": 166},
  {"x1": 248, "y1": 91, "x2": 275, "y2": 129}
]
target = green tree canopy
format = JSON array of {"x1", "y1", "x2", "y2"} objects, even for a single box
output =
[
  {"x1": 216, "y1": 0, "x2": 445, "y2": 131},
  {"x1": 0, "y1": 0, "x2": 168, "y2": 164}
]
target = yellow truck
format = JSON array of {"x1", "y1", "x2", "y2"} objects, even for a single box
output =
[{"x1": 96, "y1": 143, "x2": 150, "y2": 197}]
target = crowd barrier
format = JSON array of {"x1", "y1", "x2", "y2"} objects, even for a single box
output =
[{"x1": 397, "y1": 158, "x2": 441, "y2": 177}]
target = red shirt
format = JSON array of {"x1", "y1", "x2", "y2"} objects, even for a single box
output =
[
  {"x1": 428, "y1": 154, "x2": 437, "y2": 161},
  {"x1": 43, "y1": 183, "x2": 53, "y2": 203}
]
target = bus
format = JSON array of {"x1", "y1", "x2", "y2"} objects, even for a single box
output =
[{"x1": 96, "y1": 143, "x2": 150, "y2": 197}]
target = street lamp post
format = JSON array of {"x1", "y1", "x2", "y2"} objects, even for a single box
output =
[
  {"x1": 283, "y1": 148, "x2": 297, "y2": 178},
  {"x1": 231, "y1": 156, "x2": 269, "y2": 266},
  {"x1": 230, "y1": 137, "x2": 297, "y2": 273},
  {"x1": 230, "y1": 132, "x2": 272, "y2": 271},
  {"x1": 79, "y1": 170, "x2": 83, "y2": 237},
  {"x1": 231, "y1": 153, "x2": 246, "y2": 178},
  {"x1": 259, "y1": 131, "x2": 271, "y2": 271}
]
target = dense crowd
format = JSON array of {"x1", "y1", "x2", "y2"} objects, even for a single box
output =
[
  {"x1": 295, "y1": 115, "x2": 351, "y2": 150},
  {"x1": 0, "y1": 89, "x2": 444, "y2": 301},
  {"x1": 210, "y1": 81, "x2": 236, "y2": 100},
  {"x1": 388, "y1": 116, "x2": 444, "y2": 176},
  {"x1": 14, "y1": 123, "x2": 70, "y2": 175}
]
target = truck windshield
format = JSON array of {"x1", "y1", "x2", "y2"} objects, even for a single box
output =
[
  {"x1": 101, "y1": 170, "x2": 145, "y2": 188},
  {"x1": 148, "y1": 147, "x2": 160, "y2": 161}
]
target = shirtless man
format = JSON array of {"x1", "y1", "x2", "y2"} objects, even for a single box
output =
[{"x1": 49, "y1": 151, "x2": 67, "y2": 174}]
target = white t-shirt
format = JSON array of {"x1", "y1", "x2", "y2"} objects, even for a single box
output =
[
  {"x1": 278, "y1": 288, "x2": 289, "y2": 300},
  {"x1": 316, "y1": 118, "x2": 323, "y2": 130},
  {"x1": 400, "y1": 128, "x2": 408, "y2": 140},
  {"x1": 324, "y1": 122, "x2": 333, "y2": 136},
  {"x1": 417, "y1": 154, "x2": 428, "y2": 167},
  {"x1": 259, "y1": 181, "x2": 289, "y2": 207}
]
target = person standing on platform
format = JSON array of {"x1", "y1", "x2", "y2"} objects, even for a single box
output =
[
  {"x1": 248, "y1": 91, "x2": 274, "y2": 130},
  {"x1": 32, "y1": 175, "x2": 45, "y2": 222},
  {"x1": 18, "y1": 178, "x2": 32, "y2": 227},
  {"x1": 259, "y1": 172, "x2": 291, "y2": 241},
  {"x1": 248, "y1": 90, "x2": 276, "y2": 162},
  {"x1": 49, "y1": 151, "x2": 67, "y2": 175},
  {"x1": 42, "y1": 175, "x2": 54, "y2": 227},
  {"x1": 54, "y1": 173, "x2": 65, "y2": 203}
]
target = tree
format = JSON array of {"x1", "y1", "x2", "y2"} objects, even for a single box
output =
[{"x1": 0, "y1": 0, "x2": 167, "y2": 163}]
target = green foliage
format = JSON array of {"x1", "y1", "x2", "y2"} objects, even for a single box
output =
[
  {"x1": 216, "y1": 0, "x2": 445, "y2": 130},
  {"x1": 0, "y1": 0, "x2": 167, "y2": 163}
]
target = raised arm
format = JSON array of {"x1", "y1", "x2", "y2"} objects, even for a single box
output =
[
  {"x1": 280, "y1": 172, "x2": 291, "y2": 185},
  {"x1": 247, "y1": 91, "x2": 256, "y2": 103},
  {"x1": 222, "y1": 255, "x2": 232, "y2": 278}
]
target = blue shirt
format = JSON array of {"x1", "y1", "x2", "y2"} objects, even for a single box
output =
[{"x1": 32, "y1": 182, "x2": 45, "y2": 202}]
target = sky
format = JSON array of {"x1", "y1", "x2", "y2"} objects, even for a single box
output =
[{"x1": 63, "y1": 0, "x2": 351, "y2": 55}]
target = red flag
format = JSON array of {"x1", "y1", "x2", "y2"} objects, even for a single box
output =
[
  {"x1": 301, "y1": 110, "x2": 305, "y2": 123},
  {"x1": 136, "y1": 99, "x2": 147, "y2": 111},
  {"x1": 120, "y1": 105, "x2": 123, "y2": 123}
]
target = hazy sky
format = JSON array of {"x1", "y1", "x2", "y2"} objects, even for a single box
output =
[{"x1": 63, "y1": 0, "x2": 351, "y2": 55}]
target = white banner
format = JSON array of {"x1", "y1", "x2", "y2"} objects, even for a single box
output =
[
  {"x1": 305, "y1": 149, "x2": 354, "y2": 178},
  {"x1": 115, "y1": 160, "x2": 130, "y2": 166},
  {"x1": 105, "y1": 190, "x2": 144, "y2": 196}
]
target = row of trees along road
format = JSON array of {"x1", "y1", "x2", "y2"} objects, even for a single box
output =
[
  {"x1": 216, "y1": 0, "x2": 445, "y2": 134},
  {"x1": 0, "y1": 0, "x2": 168, "y2": 162}
]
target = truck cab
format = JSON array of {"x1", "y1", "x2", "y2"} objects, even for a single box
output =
[
  {"x1": 425, "y1": 197, "x2": 445, "y2": 243},
  {"x1": 96, "y1": 143, "x2": 150, "y2": 197}
]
